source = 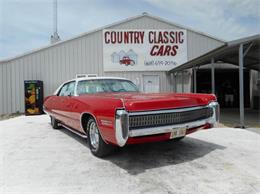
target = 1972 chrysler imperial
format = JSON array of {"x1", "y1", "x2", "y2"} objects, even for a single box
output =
[{"x1": 43, "y1": 75, "x2": 219, "y2": 157}]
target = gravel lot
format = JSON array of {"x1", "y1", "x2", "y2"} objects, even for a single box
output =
[{"x1": 0, "y1": 115, "x2": 259, "y2": 193}]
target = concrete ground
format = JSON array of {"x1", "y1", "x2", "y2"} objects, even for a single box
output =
[
  {"x1": 0, "y1": 115, "x2": 260, "y2": 193},
  {"x1": 220, "y1": 108, "x2": 260, "y2": 128}
]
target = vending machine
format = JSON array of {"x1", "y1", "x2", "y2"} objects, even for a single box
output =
[{"x1": 24, "y1": 80, "x2": 44, "y2": 115}]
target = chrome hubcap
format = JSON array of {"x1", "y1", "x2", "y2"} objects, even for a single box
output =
[{"x1": 89, "y1": 122, "x2": 99, "y2": 150}]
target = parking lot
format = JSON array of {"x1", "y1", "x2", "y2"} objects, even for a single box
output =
[{"x1": 0, "y1": 115, "x2": 259, "y2": 193}]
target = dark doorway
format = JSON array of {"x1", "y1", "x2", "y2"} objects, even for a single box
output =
[{"x1": 196, "y1": 69, "x2": 250, "y2": 108}]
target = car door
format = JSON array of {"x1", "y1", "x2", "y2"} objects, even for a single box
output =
[
  {"x1": 62, "y1": 81, "x2": 77, "y2": 128},
  {"x1": 50, "y1": 82, "x2": 69, "y2": 122},
  {"x1": 55, "y1": 81, "x2": 76, "y2": 126}
]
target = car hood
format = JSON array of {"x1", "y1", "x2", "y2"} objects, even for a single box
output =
[{"x1": 90, "y1": 92, "x2": 216, "y2": 112}]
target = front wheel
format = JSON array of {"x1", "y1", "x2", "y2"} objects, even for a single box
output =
[
  {"x1": 173, "y1": 136, "x2": 185, "y2": 141},
  {"x1": 86, "y1": 117, "x2": 115, "y2": 157},
  {"x1": 168, "y1": 136, "x2": 185, "y2": 142}
]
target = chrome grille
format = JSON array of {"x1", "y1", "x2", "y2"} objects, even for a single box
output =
[{"x1": 129, "y1": 107, "x2": 213, "y2": 130}]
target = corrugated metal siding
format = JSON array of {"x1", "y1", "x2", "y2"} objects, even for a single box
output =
[
  {"x1": 0, "y1": 31, "x2": 105, "y2": 114},
  {"x1": 1, "y1": 63, "x2": 12, "y2": 114},
  {"x1": 0, "y1": 16, "x2": 224, "y2": 115},
  {"x1": 187, "y1": 31, "x2": 223, "y2": 60},
  {"x1": 0, "y1": 64, "x2": 3, "y2": 114}
]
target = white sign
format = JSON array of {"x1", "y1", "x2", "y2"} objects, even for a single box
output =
[{"x1": 103, "y1": 29, "x2": 187, "y2": 72}]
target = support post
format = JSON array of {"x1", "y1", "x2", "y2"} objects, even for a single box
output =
[
  {"x1": 193, "y1": 68, "x2": 197, "y2": 93},
  {"x1": 182, "y1": 71, "x2": 184, "y2": 93},
  {"x1": 174, "y1": 73, "x2": 177, "y2": 92},
  {"x1": 211, "y1": 58, "x2": 215, "y2": 94},
  {"x1": 239, "y1": 44, "x2": 245, "y2": 128}
]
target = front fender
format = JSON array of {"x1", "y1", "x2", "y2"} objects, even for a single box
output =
[{"x1": 77, "y1": 96, "x2": 124, "y2": 146}]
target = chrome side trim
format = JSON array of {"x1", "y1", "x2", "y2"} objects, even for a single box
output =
[
  {"x1": 60, "y1": 124, "x2": 88, "y2": 139},
  {"x1": 129, "y1": 118, "x2": 210, "y2": 137},
  {"x1": 128, "y1": 105, "x2": 208, "y2": 116}
]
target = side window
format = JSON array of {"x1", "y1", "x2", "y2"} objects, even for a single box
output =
[
  {"x1": 67, "y1": 82, "x2": 75, "y2": 96},
  {"x1": 77, "y1": 81, "x2": 87, "y2": 95},
  {"x1": 59, "y1": 83, "x2": 69, "y2": 96},
  {"x1": 58, "y1": 81, "x2": 75, "y2": 96}
]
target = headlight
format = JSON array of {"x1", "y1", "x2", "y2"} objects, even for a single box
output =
[{"x1": 115, "y1": 109, "x2": 129, "y2": 146}]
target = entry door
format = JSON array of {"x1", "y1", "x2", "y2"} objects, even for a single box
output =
[{"x1": 143, "y1": 75, "x2": 160, "y2": 93}]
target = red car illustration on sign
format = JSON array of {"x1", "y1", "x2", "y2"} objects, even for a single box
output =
[
  {"x1": 119, "y1": 56, "x2": 135, "y2": 66},
  {"x1": 43, "y1": 76, "x2": 219, "y2": 157}
]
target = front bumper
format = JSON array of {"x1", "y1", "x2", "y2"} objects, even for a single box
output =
[{"x1": 115, "y1": 101, "x2": 219, "y2": 147}]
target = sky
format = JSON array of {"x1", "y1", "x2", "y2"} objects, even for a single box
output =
[{"x1": 0, "y1": 0, "x2": 259, "y2": 60}]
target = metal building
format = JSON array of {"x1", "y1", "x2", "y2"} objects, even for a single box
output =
[{"x1": 0, "y1": 13, "x2": 242, "y2": 115}]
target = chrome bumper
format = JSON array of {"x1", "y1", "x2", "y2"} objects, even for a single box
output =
[
  {"x1": 129, "y1": 118, "x2": 211, "y2": 137},
  {"x1": 115, "y1": 101, "x2": 219, "y2": 147}
]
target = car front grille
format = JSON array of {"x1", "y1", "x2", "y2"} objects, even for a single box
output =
[{"x1": 129, "y1": 107, "x2": 213, "y2": 130}]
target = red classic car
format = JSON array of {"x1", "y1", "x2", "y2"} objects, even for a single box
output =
[
  {"x1": 43, "y1": 76, "x2": 219, "y2": 157},
  {"x1": 119, "y1": 56, "x2": 135, "y2": 66}
]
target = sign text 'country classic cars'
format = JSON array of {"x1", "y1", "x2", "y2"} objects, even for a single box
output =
[{"x1": 103, "y1": 29, "x2": 187, "y2": 71}]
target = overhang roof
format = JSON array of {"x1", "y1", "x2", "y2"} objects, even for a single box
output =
[{"x1": 169, "y1": 34, "x2": 260, "y2": 72}]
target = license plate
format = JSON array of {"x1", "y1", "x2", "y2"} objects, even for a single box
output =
[{"x1": 170, "y1": 127, "x2": 186, "y2": 139}]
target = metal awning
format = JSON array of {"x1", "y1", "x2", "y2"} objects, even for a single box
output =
[
  {"x1": 168, "y1": 34, "x2": 260, "y2": 128},
  {"x1": 169, "y1": 34, "x2": 260, "y2": 72}
]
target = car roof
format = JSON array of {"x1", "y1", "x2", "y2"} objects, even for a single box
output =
[
  {"x1": 53, "y1": 76, "x2": 133, "y2": 95},
  {"x1": 66, "y1": 76, "x2": 132, "y2": 83}
]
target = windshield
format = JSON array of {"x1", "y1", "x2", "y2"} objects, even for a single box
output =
[{"x1": 77, "y1": 79, "x2": 139, "y2": 95}]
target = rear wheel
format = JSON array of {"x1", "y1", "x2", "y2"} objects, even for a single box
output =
[
  {"x1": 50, "y1": 116, "x2": 60, "y2": 129},
  {"x1": 86, "y1": 117, "x2": 115, "y2": 157}
]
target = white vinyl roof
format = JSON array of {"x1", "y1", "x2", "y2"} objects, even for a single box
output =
[{"x1": 62, "y1": 76, "x2": 132, "y2": 85}]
